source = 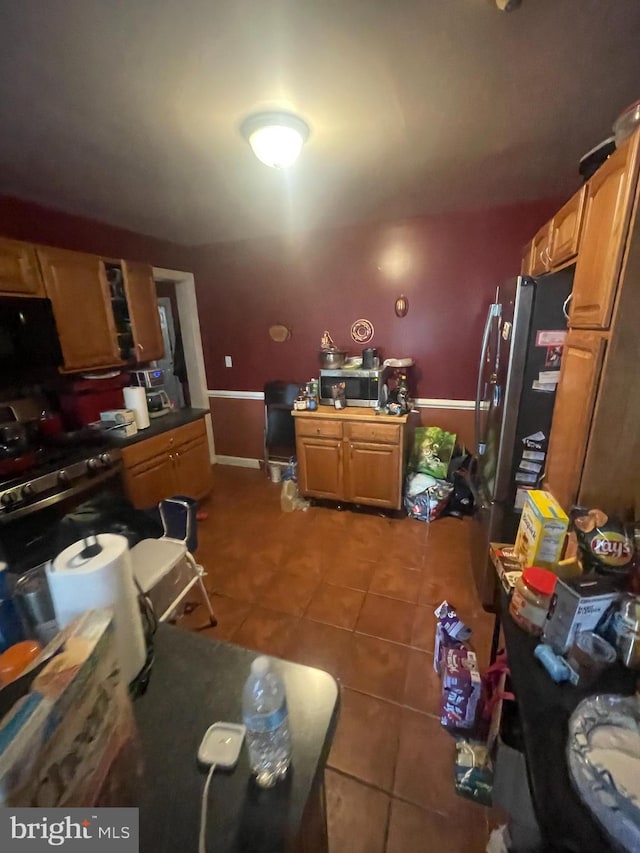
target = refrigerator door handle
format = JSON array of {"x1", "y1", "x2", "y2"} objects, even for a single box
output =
[{"x1": 475, "y1": 303, "x2": 499, "y2": 455}]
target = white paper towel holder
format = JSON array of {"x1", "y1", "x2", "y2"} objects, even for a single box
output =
[{"x1": 48, "y1": 533, "x2": 150, "y2": 690}]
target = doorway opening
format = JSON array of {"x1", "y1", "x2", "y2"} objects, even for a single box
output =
[
  {"x1": 155, "y1": 281, "x2": 188, "y2": 409},
  {"x1": 151, "y1": 267, "x2": 215, "y2": 462}
]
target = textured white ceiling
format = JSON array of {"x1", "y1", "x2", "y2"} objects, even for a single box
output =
[{"x1": 0, "y1": 0, "x2": 638, "y2": 244}]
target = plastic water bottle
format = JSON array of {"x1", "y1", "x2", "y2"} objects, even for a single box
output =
[{"x1": 242, "y1": 656, "x2": 292, "y2": 788}]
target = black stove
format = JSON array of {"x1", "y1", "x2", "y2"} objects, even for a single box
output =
[{"x1": 0, "y1": 434, "x2": 122, "y2": 523}]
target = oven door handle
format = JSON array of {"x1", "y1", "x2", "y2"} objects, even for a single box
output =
[{"x1": 0, "y1": 465, "x2": 122, "y2": 525}]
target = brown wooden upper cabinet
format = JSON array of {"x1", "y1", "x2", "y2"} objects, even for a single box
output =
[
  {"x1": 548, "y1": 185, "x2": 586, "y2": 268},
  {"x1": 37, "y1": 246, "x2": 123, "y2": 372},
  {"x1": 569, "y1": 130, "x2": 640, "y2": 329},
  {"x1": 122, "y1": 261, "x2": 164, "y2": 362},
  {"x1": 544, "y1": 330, "x2": 607, "y2": 512},
  {"x1": 0, "y1": 237, "x2": 45, "y2": 296},
  {"x1": 529, "y1": 222, "x2": 552, "y2": 276}
]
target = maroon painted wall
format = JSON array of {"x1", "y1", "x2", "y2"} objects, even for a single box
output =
[
  {"x1": 0, "y1": 195, "x2": 191, "y2": 271},
  {"x1": 194, "y1": 199, "x2": 561, "y2": 400}
]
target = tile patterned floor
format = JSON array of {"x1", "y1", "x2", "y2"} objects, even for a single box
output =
[{"x1": 181, "y1": 465, "x2": 497, "y2": 853}]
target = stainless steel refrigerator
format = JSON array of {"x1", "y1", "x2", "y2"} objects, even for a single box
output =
[{"x1": 469, "y1": 270, "x2": 573, "y2": 610}]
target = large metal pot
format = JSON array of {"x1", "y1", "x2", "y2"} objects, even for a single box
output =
[{"x1": 319, "y1": 349, "x2": 347, "y2": 369}]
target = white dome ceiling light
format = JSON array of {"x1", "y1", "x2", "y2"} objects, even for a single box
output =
[{"x1": 241, "y1": 112, "x2": 310, "y2": 169}]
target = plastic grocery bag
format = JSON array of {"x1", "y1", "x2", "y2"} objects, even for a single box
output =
[{"x1": 280, "y1": 479, "x2": 310, "y2": 513}]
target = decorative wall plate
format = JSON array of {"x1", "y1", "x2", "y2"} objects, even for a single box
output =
[
  {"x1": 269, "y1": 324, "x2": 291, "y2": 342},
  {"x1": 350, "y1": 318, "x2": 374, "y2": 344}
]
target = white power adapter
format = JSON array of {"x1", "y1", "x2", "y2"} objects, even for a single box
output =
[
  {"x1": 198, "y1": 722, "x2": 246, "y2": 767},
  {"x1": 198, "y1": 722, "x2": 246, "y2": 853}
]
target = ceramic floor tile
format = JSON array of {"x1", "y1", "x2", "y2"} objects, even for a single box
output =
[
  {"x1": 369, "y1": 565, "x2": 422, "y2": 603},
  {"x1": 355, "y1": 594, "x2": 416, "y2": 645},
  {"x1": 229, "y1": 606, "x2": 299, "y2": 657},
  {"x1": 403, "y1": 649, "x2": 441, "y2": 717},
  {"x1": 375, "y1": 547, "x2": 425, "y2": 572},
  {"x1": 282, "y1": 618, "x2": 352, "y2": 679},
  {"x1": 305, "y1": 582, "x2": 365, "y2": 629},
  {"x1": 324, "y1": 559, "x2": 376, "y2": 591},
  {"x1": 277, "y1": 546, "x2": 326, "y2": 581},
  {"x1": 411, "y1": 606, "x2": 436, "y2": 651},
  {"x1": 325, "y1": 770, "x2": 390, "y2": 853},
  {"x1": 190, "y1": 467, "x2": 494, "y2": 853},
  {"x1": 328, "y1": 688, "x2": 401, "y2": 791},
  {"x1": 394, "y1": 709, "x2": 459, "y2": 814},
  {"x1": 386, "y1": 798, "x2": 488, "y2": 853},
  {"x1": 341, "y1": 634, "x2": 409, "y2": 703},
  {"x1": 177, "y1": 593, "x2": 251, "y2": 641},
  {"x1": 257, "y1": 570, "x2": 320, "y2": 616},
  {"x1": 213, "y1": 562, "x2": 276, "y2": 603}
]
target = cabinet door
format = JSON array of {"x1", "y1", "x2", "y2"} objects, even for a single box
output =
[
  {"x1": 570, "y1": 131, "x2": 640, "y2": 328},
  {"x1": 0, "y1": 238, "x2": 44, "y2": 295},
  {"x1": 296, "y1": 436, "x2": 343, "y2": 499},
  {"x1": 124, "y1": 452, "x2": 176, "y2": 509},
  {"x1": 344, "y1": 441, "x2": 402, "y2": 509},
  {"x1": 37, "y1": 247, "x2": 122, "y2": 371},
  {"x1": 173, "y1": 437, "x2": 212, "y2": 501},
  {"x1": 549, "y1": 185, "x2": 586, "y2": 269},
  {"x1": 530, "y1": 222, "x2": 552, "y2": 276},
  {"x1": 122, "y1": 261, "x2": 164, "y2": 362},
  {"x1": 544, "y1": 330, "x2": 607, "y2": 511},
  {"x1": 520, "y1": 241, "x2": 533, "y2": 276}
]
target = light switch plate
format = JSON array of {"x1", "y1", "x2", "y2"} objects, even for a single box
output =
[{"x1": 225, "y1": 356, "x2": 232, "y2": 367}]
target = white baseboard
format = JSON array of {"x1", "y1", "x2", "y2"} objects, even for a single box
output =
[{"x1": 215, "y1": 455, "x2": 261, "y2": 469}]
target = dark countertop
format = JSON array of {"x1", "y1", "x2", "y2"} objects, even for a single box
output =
[
  {"x1": 134, "y1": 624, "x2": 340, "y2": 853},
  {"x1": 108, "y1": 407, "x2": 209, "y2": 448},
  {"x1": 500, "y1": 594, "x2": 637, "y2": 852}
]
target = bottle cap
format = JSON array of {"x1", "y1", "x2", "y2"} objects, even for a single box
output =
[
  {"x1": 251, "y1": 655, "x2": 271, "y2": 676},
  {"x1": 522, "y1": 566, "x2": 557, "y2": 597}
]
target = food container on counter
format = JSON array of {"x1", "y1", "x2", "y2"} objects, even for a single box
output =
[
  {"x1": 509, "y1": 567, "x2": 557, "y2": 636},
  {"x1": 616, "y1": 595, "x2": 640, "y2": 669},
  {"x1": 566, "y1": 630, "x2": 616, "y2": 687}
]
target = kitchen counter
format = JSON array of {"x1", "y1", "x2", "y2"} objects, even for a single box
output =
[
  {"x1": 134, "y1": 624, "x2": 339, "y2": 853},
  {"x1": 292, "y1": 406, "x2": 410, "y2": 423},
  {"x1": 108, "y1": 406, "x2": 209, "y2": 448},
  {"x1": 500, "y1": 592, "x2": 636, "y2": 852}
]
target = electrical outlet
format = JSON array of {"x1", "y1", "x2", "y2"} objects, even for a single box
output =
[{"x1": 224, "y1": 355, "x2": 232, "y2": 368}]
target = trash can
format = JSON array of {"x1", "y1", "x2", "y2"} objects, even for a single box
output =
[{"x1": 161, "y1": 496, "x2": 198, "y2": 553}]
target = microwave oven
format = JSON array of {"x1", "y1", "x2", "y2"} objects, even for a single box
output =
[{"x1": 319, "y1": 367, "x2": 388, "y2": 408}]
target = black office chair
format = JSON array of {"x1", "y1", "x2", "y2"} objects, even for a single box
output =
[{"x1": 264, "y1": 381, "x2": 300, "y2": 472}]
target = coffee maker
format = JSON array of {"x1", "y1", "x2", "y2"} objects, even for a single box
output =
[{"x1": 131, "y1": 369, "x2": 171, "y2": 418}]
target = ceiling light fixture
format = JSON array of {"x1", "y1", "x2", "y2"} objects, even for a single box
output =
[{"x1": 241, "y1": 112, "x2": 310, "y2": 169}]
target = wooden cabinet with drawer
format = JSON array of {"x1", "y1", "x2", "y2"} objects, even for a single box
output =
[
  {"x1": 294, "y1": 409, "x2": 408, "y2": 510},
  {"x1": 121, "y1": 417, "x2": 212, "y2": 508}
]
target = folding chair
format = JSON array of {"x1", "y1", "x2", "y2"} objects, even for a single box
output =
[{"x1": 130, "y1": 497, "x2": 216, "y2": 625}]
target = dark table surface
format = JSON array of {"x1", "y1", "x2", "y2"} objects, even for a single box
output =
[
  {"x1": 109, "y1": 407, "x2": 210, "y2": 448},
  {"x1": 500, "y1": 594, "x2": 637, "y2": 852},
  {"x1": 133, "y1": 624, "x2": 340, "y2": 853}
]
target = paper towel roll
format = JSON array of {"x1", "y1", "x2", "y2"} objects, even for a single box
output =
[
  {"x1": 123, "y1": 386, "x2": 150, "y2": 429},
  {"x1": 47, "y1": 534, "x2": 146, "y2": 685}
]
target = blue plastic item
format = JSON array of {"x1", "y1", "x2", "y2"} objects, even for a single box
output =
[{"x1": 534, "y1": 643, "x2": 571, "y2": 683}]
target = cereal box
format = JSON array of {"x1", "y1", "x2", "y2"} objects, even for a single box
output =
[{"x1": 514, "y1": 490, "x2": 568, "y2": 569}]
